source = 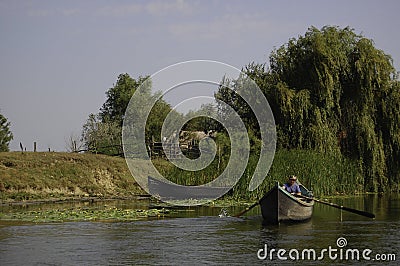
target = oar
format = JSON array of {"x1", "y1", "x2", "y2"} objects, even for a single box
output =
[
  {"x1": 234, "y1": 201, "x2": 259, "y2": 217},
  {"x1": 297, "y1": 195, "x2": 375, "y2": 218}
]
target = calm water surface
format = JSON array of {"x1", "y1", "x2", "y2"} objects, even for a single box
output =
[{"x1": 0, "y1": 194, "x2": 399, "y2": 265}]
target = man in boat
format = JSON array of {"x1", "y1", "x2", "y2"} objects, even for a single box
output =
[{"x1": 282, "y1": 175, "x2": 301, "y2": 195}]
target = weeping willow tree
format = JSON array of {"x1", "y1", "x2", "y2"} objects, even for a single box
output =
[
  {"x1": 215, "y1": 26, "x2": 399, "y2": 193},
  {"x1": 259, "y1": 26, "x2": 400, "y2": 192}
]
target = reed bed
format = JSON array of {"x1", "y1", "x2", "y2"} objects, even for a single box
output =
[
  {"x1": 153, "y1": 149, "x2": 362, "y2": 200},
  {"x1": 234, "y1": 149, "x2": 362, "y2": 200}
]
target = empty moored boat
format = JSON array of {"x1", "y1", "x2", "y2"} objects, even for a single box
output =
[{"x1": 148, "y1": 175, "x2": 230, "y2": 201}]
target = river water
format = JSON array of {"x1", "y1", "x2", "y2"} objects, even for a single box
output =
[{"x1": 0, "y1": 194, "x2": 399, "y2": 265}]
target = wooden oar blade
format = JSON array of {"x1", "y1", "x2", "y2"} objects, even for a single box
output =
[
  {"x1": 296, "y1": 194, "x2": 375, "y2": 219},
  {"x1": 317, "y1": 199, "x2": 376, "y2": 219},
  {"x1": 341, "y1": 206, "x2": 375, "y2": 218}
]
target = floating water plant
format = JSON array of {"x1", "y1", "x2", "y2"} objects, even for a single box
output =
[{"x1": 0, "y1": 207, "x2": 172, "y2": 223}]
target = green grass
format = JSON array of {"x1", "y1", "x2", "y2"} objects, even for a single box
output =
[
  {"x1": 0, "y1": 152, "x2": 145, "y2": 203},
  {"x1": 152, "y1": 157, "x2": 225, "y2": 186}
]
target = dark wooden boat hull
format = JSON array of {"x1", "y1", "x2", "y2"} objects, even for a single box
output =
[
  {"x1": 148, "y1": 176, "x2": 230, "y2": 201},
  {"x1": 259, "y1": 183, "x2": 314, "y2": 224}
]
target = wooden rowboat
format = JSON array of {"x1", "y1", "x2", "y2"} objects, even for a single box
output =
[
  {"x1": 259, "y1": 182, "x2": 314, "y2": 224},
  {"x1": 148, "y1": 176, "x2": 230, "y2": 201}
]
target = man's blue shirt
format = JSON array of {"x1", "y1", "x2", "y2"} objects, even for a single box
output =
[{"x1": 283, "y1": 182, "x2": 301, "y2": 193}]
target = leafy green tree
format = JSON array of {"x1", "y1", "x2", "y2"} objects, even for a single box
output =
[
  {"x1": 182, "y1": 103, "x2": 220, "y2": 133},
  {"x1": 81, "y1": 113, "x2": 122, "y2": 155},
  {"x1": 216, "y1": 26, "x2": 400, "y2": 192},
  {"x1": 83, "y1": 74, "x2": 150, "y2": 155},
  {"x1": 267, "y1": 26, "x2": 399, "y2": 192},
  {"x1": 83, "y1": 73, "x2": 177, "y2": 156},
  {"x1": 100, "y1": 73, "x2": 149, "y2": 125},
  {"x1": 0, "y1": 113, "x2": 13, "y2": 152}
]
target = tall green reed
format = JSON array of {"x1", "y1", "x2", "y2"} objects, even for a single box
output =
[{"x1": 153, "y1": 148, "x2": 362, "y2": 200}]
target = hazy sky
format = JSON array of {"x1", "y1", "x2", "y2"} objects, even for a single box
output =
[{"x1": 1, "y1": 0, "x2": 399, "y2": 151}]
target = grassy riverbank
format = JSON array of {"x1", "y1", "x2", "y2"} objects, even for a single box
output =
[
  {"x1": 0, "y1": 152, "x2": 145, "y2": 203},
  {"x1": 1, "y1": 149, "x2": 365, "y2": 204}
]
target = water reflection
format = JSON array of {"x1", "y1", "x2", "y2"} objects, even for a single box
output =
[{"x1": 0, "y1": 194, "x2": 398, "y2": 265}]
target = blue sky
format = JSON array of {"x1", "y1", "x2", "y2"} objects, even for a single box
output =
[{"x1": 1, "y1": 0, "x2": 399, "y2": 151}]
